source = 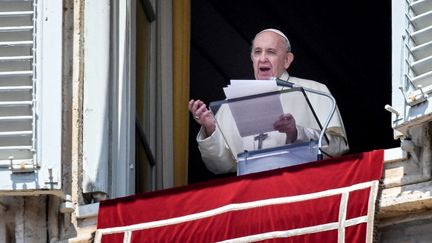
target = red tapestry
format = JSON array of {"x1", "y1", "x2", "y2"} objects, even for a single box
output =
[{"x1": 96, "y1": 150, "x2": 384, "y2": 243}]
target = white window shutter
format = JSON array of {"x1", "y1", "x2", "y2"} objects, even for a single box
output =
[
  {"x1": 0, "y1": 0, "x2": 62, "y2": 191},
  {"x1": 391, "y1": 0, "x2": 432, "y2": 136}
]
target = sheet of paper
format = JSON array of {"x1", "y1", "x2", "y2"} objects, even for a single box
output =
[
  {"x1": 228, "y1": 93, "x2": 284, "y2": 137},
  {"x1": 223, "y1": 79, "x2": 278, "y2": 99}
]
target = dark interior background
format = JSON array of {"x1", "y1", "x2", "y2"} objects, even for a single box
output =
[{"x1": 188, "y1": 0, "x2": 398, "y2": 183}]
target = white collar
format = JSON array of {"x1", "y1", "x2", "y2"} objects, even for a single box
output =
[{"x1": 279, "y1": 71, "x2": 290, "y2": 81}]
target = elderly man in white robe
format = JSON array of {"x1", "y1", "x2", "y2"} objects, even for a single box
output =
[{"x1": 188, "y1": 28, "x2": 349, "y2": 174}]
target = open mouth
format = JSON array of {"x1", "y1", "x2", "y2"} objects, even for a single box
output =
[{"x1": 259, "y1": 67, "x2": 271, "y2": 72}]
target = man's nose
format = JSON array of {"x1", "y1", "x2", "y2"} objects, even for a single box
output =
[{"x1": 259, "y1": 52, "x2": 268, "y2": 62}]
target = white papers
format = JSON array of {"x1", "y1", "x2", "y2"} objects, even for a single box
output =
[
  {"x1": 222, "y1": 79, "x2": 284, "y2": 137},
  {"x1": 223, "y1": 79, "x2": 279, "y2": 99},
  {"x1": 228, "y1": 94, "x2": 284, "y2": 136}
]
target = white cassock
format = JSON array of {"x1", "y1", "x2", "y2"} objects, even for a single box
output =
[{"x1": 196, "y1": 72, "x2": 349, "y2": 174}]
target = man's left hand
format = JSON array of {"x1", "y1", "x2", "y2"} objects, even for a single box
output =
[{"x1": 273, "y1": 113, "x2": 297, "y2": 143}]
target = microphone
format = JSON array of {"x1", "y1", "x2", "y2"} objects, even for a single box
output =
[{"x1": 274, "y1": 78, "x2": 295, "y2": 88}]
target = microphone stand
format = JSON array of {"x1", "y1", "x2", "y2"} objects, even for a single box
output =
[{"x1": 275, "y1": 78, "x2": 336, "y2": 160}]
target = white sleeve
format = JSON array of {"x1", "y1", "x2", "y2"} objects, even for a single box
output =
[
  {"x1": 197, "y1": 126, "x2": 237, "y2": 174},
  {"x1": 295, "y1": 126, "x2": 349, "y2": 157},
  {"x1": 295, "y1": 125, "x2": 320, "y2": 143},
  {"x1": 320, "y1": 128, "x2": 349, "y2": 157}
]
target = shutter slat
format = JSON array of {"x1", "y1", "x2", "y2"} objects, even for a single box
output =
[
  {"x1": 411, "y1": 70, "x2": 432, "y2": 88},
  {"x1": 411, "y1": 25, "x2": 432, "y2": 45},
  {"x1": 0, "y1": 146, "x2": 32, "y2": 151},
  {"x1": 0, "y1": 101, "x2": 32, "y2": 106},
  {"x1": 411, "y1": 0, "x2": 432, "y2": 15},
  {"x1": 0, "y1": 116, "x2": 32, "y2": 120},
  {"x1": 0, "y1": 11, "x2": 33, "y2": 17},
  {"x1": 0, "y1": 131, "x2": 32, "y2": 136},
  {"x1": 411, "y1": 10, "x2": 432, "y2": 29},
  {"x1": 0, "y1": 148, "x2": 33, "y2": 162},
  {"x1": 410, "y1": 56, "x2": 432, "y2": 76},
  {"x1": 0, "y1": 86, "x2": 32, "y2": 91},
  {"x1": 0, "y1": 56, "x2": 32, "y2": 61},
  {"x1": 0, "y1": 41, "x2": 32, "y2": 46},
  {"x1": 411, "y1": 40, "x2": 432, "y2": 60},
  {"x1": 0, "y1": 70, "x2": 32, "y2": 76},
  {"x1": 0, "y1": 26, "x2": 33, "y2": 32}
]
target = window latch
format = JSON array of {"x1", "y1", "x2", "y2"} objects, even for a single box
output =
[{"x1": 8, "y1": 156, "x2": 39, "y2": 173}]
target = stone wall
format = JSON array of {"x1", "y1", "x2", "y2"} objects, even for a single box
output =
[{"x1": 377, "y1": 123, "x2": 432, "y2": 242}]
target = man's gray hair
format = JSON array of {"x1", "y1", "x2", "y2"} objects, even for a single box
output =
[{"x1": 254, "y1": 28, "x2": 291, "y2": 52}]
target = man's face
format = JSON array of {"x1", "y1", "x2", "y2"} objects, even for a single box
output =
[{"x1": 251, "y1": 31, "x2": 293, "y2": 80}]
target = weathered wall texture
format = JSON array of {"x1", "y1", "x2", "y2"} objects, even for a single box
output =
[
  {"x1": 379, "y1": 217, "x2": 432, "y2": 243},
  {"x1": 0, "y1": 196, "x2": 47, "y2": 243},
  {"x1": 377, "y1": 123, "x2": 432, "y2": 242}
]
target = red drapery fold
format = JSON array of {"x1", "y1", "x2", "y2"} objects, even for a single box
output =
[{"x1": 96, "y1": 149, "x2": 384, "y2": 243}]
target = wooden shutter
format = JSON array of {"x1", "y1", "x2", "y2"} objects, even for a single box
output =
[
  {"x1": 391, "y1": 0, "x2": 432, "y2": 135},
  {"x1": 0, "y1": 0, "x2": 62, "y2": 191}
]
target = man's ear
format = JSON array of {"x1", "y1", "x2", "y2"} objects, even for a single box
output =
[{"x1": 284, "y1": 52, "x2": 294, "y2": 69}]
